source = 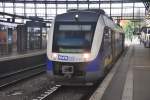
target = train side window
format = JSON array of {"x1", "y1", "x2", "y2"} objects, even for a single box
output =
[{"x1": 104, "y1": 29, "x2": 109, "y2": 39}]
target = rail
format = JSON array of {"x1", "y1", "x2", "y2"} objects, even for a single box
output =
[{"x1": 0, "y1": 63, "x2": 46, "y2": 89}]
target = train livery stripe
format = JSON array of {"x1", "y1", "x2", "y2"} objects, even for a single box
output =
[
  {"x1": 47, "y1": 60, "x2": 53, "y2": 71},
  {"x1": 85, "y1": 55, "x2": 102, "y2": 72}
]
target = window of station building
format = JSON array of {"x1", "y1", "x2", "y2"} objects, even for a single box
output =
[
  {"x1": 123, "y1": 3, "x2": 134, "y2": 8},
  {"x1": 37, "y1": 9, "x2": 45, "y2": 15},
  {"x1": 69, "y1": 0, "x2": 77, "y2": 1},
  {"x1": 47, "y1": 9, "x2": 56, "y2": 15},
  {"x1": 100, "y1": 4, "x2": 110, "y2": 9},
  {"x1": 15, "y1": 8, "x2": 24, "y2": 16},
  {"x1": 26, "y1": 9, "x2": 35, "y2": 16},
  {"x1": 57, "y1": 4, "x2": 66, "y2": 8},
  {"x1": 15, "y1": 3, "x2": 24, "y2": 8},
  {"x1": 5, "y1": 7, "x2": 14, "y2": 14},
  {"x1": 89, "y1": 4, "x2": 99, "y2": 9},
  {"x1": 0, "y1": 7, "x2": 3, "y2": 12},
  {"x1": 123, "y1": 8, "x2": 133, "y2": 17},
  {"x1": 89, "y1": 0, "x2": 99, "y2": 1},
  {"x1": 134, "y1": 7, "x2": 145, "y2": 18},
  {"x1": 0, "y1": 3, "x2": 2, "y2": 7},
  {"x1": 111, "y1": 3, "x2": 122, "y2": 9},
  {"x1": 57, "y1": 9, "x2": 67, "y2": 14},
  {"x1": 57, "y1": 4, "x2": 67, "y2": 14},
  {"x1": 135, "y1": 3, "x2": 145, "y2": 7},
  {"x1": 36, "y1": 4, "x2": 45, "y2": 8},
  {"x1": 4, "y1": 3, "x2": 13, "y2": 7},
  {"x1": 140, "y1": 8, "x2": 146, "y2": 16},
  {"x1": 26, "y1": 4, "x2": 34, "y2": 8},
  {"x1": 47, "y1": 4, "x2": 56, "y2": 9},
  {"x1": 79, "y1": 4, "x2": 88, "y2": 9},
  {"x1": 68, "y1": 4, "x2": 77, "y2": 10},
  {"x1": 111, "y1": 8, "x2": 121, "y2": 16}
]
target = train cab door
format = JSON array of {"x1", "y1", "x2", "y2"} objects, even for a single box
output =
[{"x1": 103, "y1": 27, "x2": 113, "y2": 69}]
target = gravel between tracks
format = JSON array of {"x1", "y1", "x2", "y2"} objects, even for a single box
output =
[{"x1": 0, "y1": 73, "x2": 53, "y2": 100}]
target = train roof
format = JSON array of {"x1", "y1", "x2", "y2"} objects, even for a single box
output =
[
  {"x1": 67, "y1": 9, "x2": 105, "y2": 15},
  {"x1": 55, "y1": 9, "x2": 105, "y2": 22}
]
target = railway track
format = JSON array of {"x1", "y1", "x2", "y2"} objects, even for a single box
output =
[
  {"x1": 0, "y1": 63, "x2": 46, "y2": 89},
  {"x1": 33, "y1": 85, "x2": 61, "y2": 100},
  {"x1": 33, "y1": 84, "x2": 99, "y2": 100},
  {"x1": 33, "y1": 47, "x2": 128, "y2": 100}
]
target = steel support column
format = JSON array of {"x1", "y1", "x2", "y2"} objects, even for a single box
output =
[
  {"x1": 133, "y1": 2, "x2": 135, "y2": 20},
  {"x1": 121, "y1": 0, "x2": 123, "y2": 20},
  {"x1": 99, "y1": 0, "x2": 101, "y2": 9},
  {"x1": 110, "y1": 0, "x2": 112, "y2": 17}
]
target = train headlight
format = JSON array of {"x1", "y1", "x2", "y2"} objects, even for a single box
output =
[
  {"x1": 51, "y1": 53, "x2": 58, "y2": 60},
  {"x1": 83, "y1": 53, "x2": 90, "y2": 60}
]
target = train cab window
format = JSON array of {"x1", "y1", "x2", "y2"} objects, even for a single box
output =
[{"x1": 52, "y1": 23, "x2": 96, "y2": 53}]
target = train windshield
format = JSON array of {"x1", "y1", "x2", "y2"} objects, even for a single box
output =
[{"x1": 52, "y1": 23, "x2": 96, "y2": 53}]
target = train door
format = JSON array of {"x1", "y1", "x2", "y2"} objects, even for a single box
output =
[
  {"x1": 103, "y1": 27, "x2": 113, "y2": 68},
  {"x1": 121, "y1": 33, "x2": 125, "y2": 52},
  {"x1": 111, "y1": 30, "x2": 116, "y2": 61}
]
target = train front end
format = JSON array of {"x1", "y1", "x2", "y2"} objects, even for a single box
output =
[{"x1": 47, "y1": 11, "x2": 104, "y2": 85}]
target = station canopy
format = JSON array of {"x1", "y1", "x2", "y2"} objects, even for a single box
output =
[{"x1": 0, "y1": 0, "x2": 149, "y2": 25}]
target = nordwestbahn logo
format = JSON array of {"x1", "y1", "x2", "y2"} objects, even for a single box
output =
[{"x1": 58, "y1": 55, "x2": 68, "y2": 60}]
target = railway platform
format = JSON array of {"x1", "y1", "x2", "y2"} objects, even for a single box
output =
[
  {"x1": 90, "y1": 39, "x2": 150, "y2": 100},
  {"x1": 0, "y1": 49, "x2": 46, "y2": 87},
  {"x1": 0, "y1": 50, "x2": 46, "y2": 62}
]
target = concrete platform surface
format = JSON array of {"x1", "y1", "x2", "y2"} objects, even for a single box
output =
[
  {"x1": 0, "y1": 50, "x2": 46, "y2": 62},
  {"x1": 90, "y1": 42, "x2": 150, "y2": 100}
]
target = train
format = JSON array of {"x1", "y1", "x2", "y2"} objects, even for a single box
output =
[
  {"x1": 47, "y1": 9, "x2": 124, "y2": 85},
  {"x1": 140, "y1": 27, "x2": 150, "y2": 48}
]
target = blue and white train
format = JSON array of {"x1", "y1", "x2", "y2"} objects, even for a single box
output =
[
  {"x1": 47, "y1": 9, "x2": 124, "y2": 85},
  {"x1": 140, "y1": 27, "x2": 150, "y2": 48}
]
